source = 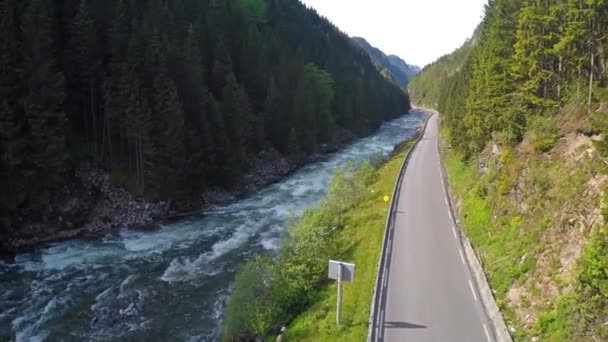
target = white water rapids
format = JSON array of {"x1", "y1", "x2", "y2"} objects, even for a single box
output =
[{"x1": 0, "y1": 110, "x2": 425, "y2": 341}]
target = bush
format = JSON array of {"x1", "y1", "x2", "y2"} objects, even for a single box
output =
[
  {"x1": 222, "y1": 162, "x2": 379, "y2": 340},
  {"x1": 222, "y1": 257, "x2": 282, "y2": 340},
  {"x1": 537, "y1": 231, "x2": 608, "y2": 340},
  {"x1": 528, "y1": 115, "x2": 558, "y2": 152}
]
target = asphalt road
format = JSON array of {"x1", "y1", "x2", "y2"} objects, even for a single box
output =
[{"x1": 377, "y1": 114, "x2": 492, "y2": 342}]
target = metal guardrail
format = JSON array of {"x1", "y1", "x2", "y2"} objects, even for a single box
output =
[{"x1": 367, "y1": 112, "x2": 433, "y2": 342}]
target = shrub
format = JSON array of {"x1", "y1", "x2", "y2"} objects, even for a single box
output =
[
  {"x1": 528, "y1": 115, "x2": 558, "y2": 152},
  {"x1": 222, "y1": 161, "x2": 380, "y2": 340},
  {"x1": 222, "y1": 257, "x2": 281, "y2": 340}
]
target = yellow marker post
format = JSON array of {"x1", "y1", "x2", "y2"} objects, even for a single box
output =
[{"x1": 383, "y1": 195, "x2": 389, "y2": 203}]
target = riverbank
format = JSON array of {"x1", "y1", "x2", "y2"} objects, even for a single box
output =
[
  {"x1": 0, "y1": 140, "x2": 353, "y2": 256},
  {"x1": 0, "y1": 113, "x2": 426, "y2": 341},
  {"x1": 284, "y1": 140, "x2": 416, "y2": 341},
  {"x1": 222, "y1": 138, "x2": 417, "y2": 340}
]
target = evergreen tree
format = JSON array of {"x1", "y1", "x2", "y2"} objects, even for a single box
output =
[
  {"x1": 0, "y1": 0, "x2": 26, "y2": 212},
  {"x1": 209, "y1": 97, "x2": 241, "y2": 188},
  {"x1": 221, "y1": 73, "x2": 252, "y2": 162},
  {"x1": 0, "y1": 0, "x2": 411, "y2": 222},
  {"x1": 21, "y1": 0, "x2": 68, "y2": 204},
  {"x1": 287, "y1": 128, "x2": 300, "y2": 165},
  {"x1": 66, "y1": 0, "x2": 99, "y2": 146}
]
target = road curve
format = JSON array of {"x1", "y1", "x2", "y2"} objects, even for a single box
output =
[{"x1": 372, "y1": 113, "x2": 492, "y2": 342}]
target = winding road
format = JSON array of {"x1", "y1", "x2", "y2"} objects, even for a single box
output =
[{"x1": 371, "y1": 114, "x2": 493, "y2": 341}]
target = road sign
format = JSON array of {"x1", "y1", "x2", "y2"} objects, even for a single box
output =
[
  {"x1": 328, "y1": 260, "x2": 355, "y2": 326},
  {"x1": 328, "y1": 260, "x2": 355, "y2": 282}
]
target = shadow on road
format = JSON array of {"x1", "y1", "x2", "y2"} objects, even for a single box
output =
[{"x1": 384, "y1": 321, "x2": 427, "y2": 329}]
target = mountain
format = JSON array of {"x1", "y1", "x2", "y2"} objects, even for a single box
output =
[
  {"x1": 387, "y1": 54, "x2": 420, "y2": 82},
  {"x1": 352, "y1": 37, "x2": 419, "y2": 88},
  {"x1": 0, "y1": 0, "x2": 410, "y2": 252}
]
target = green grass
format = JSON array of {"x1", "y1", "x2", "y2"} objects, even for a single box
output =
[
  {"x1": 441, "y1": 123, "x2": 607, "y2": 341},
  {"x1": 283, "y1": 142, "x2": 414, "y2": 341}
]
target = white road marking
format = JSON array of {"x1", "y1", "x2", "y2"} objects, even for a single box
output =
[
  {"x1": 444, "y1": 197, "x2": 449, "y2": 206},
  {"x1": 452, "y1": 225, "x2": 458, "y2": 239},
  {"x1": 483, "y1": 324, "x2": 492, "y2": 342},
  {"x1": 459, "y1": 249, "x2": 466, "y2": 265},
  {"x1": 469, "y1": 280, "x2": 478, "y2": 301},
  {"x1": 383, "y1": 269, "x2": 389, "y2": 288}
]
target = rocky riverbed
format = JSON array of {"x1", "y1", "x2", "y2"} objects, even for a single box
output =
[
  {"x1": 1, "y1": 146, "x2": 335, "y2": 255},
  {"x1": 0, "y1": 112, "x2": 426, "y2": 342}
]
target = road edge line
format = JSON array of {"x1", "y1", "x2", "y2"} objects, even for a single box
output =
[
  {"x1": 434, "y1": 111, "x2": 513, "y2": 342},
  {"x1": 367, "y1": 109, "x2": 432, "y2": 342}
]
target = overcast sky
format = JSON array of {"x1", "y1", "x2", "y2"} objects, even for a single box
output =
[{"x1": 299, "y1": 0, "x2": 488, "y2": 67}]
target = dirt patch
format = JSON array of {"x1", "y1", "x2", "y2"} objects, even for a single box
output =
[{"x1": 505, "y1": 112, "x2": 605, "y2": 329}]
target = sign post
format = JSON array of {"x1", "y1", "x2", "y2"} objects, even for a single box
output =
[
  {"x1": 337, "y1": 263, "x2": 343, "y2": 326},
  {"x1": 328, "y1": 260, "x2": 355, "y2": 326}
]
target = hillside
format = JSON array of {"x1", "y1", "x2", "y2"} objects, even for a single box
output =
[
  {"x1": 0, "y1": 0, "x2": 409, "y2": 253},
  {"x1": 409, "y1": 0, "x2": 608, "y2": 340},
  {"x1": 407, "y1": 25, "x2": 479, "y2": 107},
  {"x1": 352, "y1": 37, "x2": 419, "y2": 88}
]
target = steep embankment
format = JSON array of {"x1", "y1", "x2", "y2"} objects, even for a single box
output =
[
  {"x1": 0, "y1": 0, "x2": 409, "y2": 253},
  {"x1": 410, "y1": 0, "x2": 608, "y2": 341}
]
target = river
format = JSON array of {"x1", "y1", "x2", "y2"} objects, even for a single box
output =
[{"x1": 0, "y1": 110, "x2": 425, "y2": 341}]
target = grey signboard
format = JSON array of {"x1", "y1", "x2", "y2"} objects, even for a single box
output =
[{"x1": 328, "y1": 260, "x2": 355, "y2": 283}]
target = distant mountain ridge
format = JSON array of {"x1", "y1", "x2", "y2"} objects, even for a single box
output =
[{"x1": 352, "y1": 37, "x2": 420, "y2": 88}]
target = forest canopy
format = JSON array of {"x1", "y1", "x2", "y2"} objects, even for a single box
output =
[{"x1": 0, "y1": 0, "x2": 410, "y2": 216}]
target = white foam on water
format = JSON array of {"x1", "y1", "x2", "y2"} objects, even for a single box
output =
[
  {"x1": 160, "y1": 256, "x2": 221, "y2": 283},
  {"x1": 94, "y1": 286, "x2": 116, "y2": 304},
  {"x1": 0, "y1": 112, "x2": 427, "y2": 340},
  {"x1": 260, "y1": 237, "x2": 280, "y2": 251},
  {"x1": 12, "y1": 242, "x2": 126, "y2": 272},
  {"x1": 120, "y1": 218, "x2": 229, "y2": 255},
  {"x1": 12, "y1": 294, "x2": 72, "y2": 342},
  {"x1": 160, "y1": 223, "x2": 255, "y2": 283},
  {"x1": 119, "y1": 275, "x2": 138, "y2": 296}
]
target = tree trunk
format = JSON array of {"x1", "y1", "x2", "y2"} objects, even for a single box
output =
[
  {"x1": 557, "y1": 55, "x2": 563, "y2": 104},
  {"x1": 139, "y1": 135, "x2": 145, "y2": 194},
  {"x1": 589, "y1": 51, "x2": 594, "y2": 111},
  {"x1": 90, "y1": 78, "x2": 97, "y2": 155}
]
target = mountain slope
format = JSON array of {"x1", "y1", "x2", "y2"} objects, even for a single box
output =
[
  {"x1": 0, "y1": 0, "x2": 410, "y2": 253},
  {"x1": 408, "y1": 26, "x2": 479, "y2": 107},
  {"x1": 352, "y1": 37, "x2": 419, "y2": 88},
  {"x1": 409, "y1": 0, "x2": 608, "y2": 340}
]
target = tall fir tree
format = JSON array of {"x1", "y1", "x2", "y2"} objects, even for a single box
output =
[{"x1": 21, "y1": 0, "x2": 68, "y2": 204}]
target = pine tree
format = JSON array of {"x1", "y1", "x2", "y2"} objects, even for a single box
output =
[
  {"x1": 109, "y1": 0, "x2": 131, "y2": 78},
  {"x1": 287, "y1": 127, "x2": 300, "y2": 165},
  {"x1": 211, "y1": 38, "x2": 233, "y2": 95},
  {"x1": 66, "y1": 0, "x2": 99, "y2": 147},
  {"x1": 0, "y1": 0, "x2": 412, "y2": 218},
  {"x1": 153, "y1": 68, "x2": 187, "y2": 199},
  {"x1": 512, "y1": 0, "x2": 557, "y2": 110},
  {"x1": 221, "y1": 73, "x2": 252, "y2": 163},
  {"x1": 21, "y1": 0, "x2": 68, "y2": 203},
  {"x1": 0, "y1": 0, "x2": 27, "y2": 212},
  {"x1": 124, "y1": 72, "x2": 153, "y2": 195},
  {"x1": 209, "y1": 97, "x2": 241, "y2": 188},
  {"x1": 264, "y1": 76, "x2": 282, "y2": 149}
]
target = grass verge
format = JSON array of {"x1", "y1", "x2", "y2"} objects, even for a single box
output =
[
  {"x1": 441, "y1": 121, "x2": 608, "y2": 341},
  {"x1": 282, "y1": 141, "x2": 414, "y2": 341}
]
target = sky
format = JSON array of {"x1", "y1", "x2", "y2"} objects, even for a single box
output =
[{"x1": 299, "y1": 0, "x2": 488, "y2": 68}]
